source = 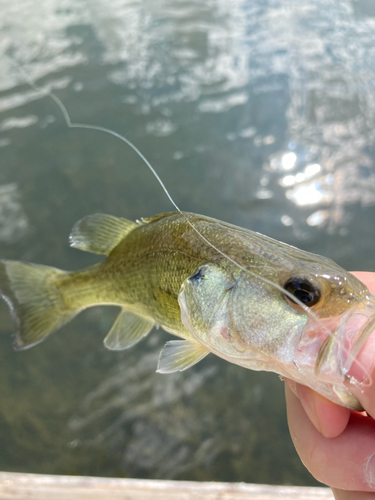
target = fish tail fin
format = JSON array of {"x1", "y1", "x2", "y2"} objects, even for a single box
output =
[{"x1": 0, "y1": 260, "x2": 77, "y2": 350}]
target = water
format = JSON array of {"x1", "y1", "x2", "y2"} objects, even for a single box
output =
[{"x1": 0, "y1": 0, "x2": 375, "y2": 487}]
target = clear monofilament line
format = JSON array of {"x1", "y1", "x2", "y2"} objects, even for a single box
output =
[
  {"x1": 5, "y1": 55, "x2": 371, "y2": 388},
  {"x1": 4, "y1": 57, "x2": 312, "y2": 312}
]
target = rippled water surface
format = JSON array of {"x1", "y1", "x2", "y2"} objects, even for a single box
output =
[{"x1": 1, "y1": 0, "x2": 375, "y2": 486}]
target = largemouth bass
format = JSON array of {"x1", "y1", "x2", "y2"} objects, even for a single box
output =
[{"x1": 1, "y1": 211, "x2": 374, "y2": 410}]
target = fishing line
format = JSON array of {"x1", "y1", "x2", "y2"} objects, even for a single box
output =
[{"x1": 4, "y1": 56, "x2": 371, "y2": 388}]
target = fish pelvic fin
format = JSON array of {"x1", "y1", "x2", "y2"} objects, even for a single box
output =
[
  {"x1": 156, "y1": 340, "x2": 210, "y2": 374},
  {"x1": 69, "y1": 213, "x2": 137, "y2": 255},
  {"x1": 104, "y1": 309, "x2": 154, "y2": 350},
  {"x1": 0, "y1": 260, "x2": 78, "y2": 350}
]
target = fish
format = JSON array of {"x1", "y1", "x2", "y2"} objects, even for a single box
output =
[{"x1": 0, "y1": 209, "x2": 374, "y2": 411}]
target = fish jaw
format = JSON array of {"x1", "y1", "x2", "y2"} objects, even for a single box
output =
[
  {"x1": 179, "y1": 276, "x2": 375, "y2": 409},
  {"x1": 263, "y1": 299, "x2": 375, "y2": 410},
  {"x1": 295, "y1": 301, "x2": 375, "y2": 381}
]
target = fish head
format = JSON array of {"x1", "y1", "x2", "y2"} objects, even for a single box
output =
[{"x1": 178, "y1": 255, "x2": 375, "y2": 409}]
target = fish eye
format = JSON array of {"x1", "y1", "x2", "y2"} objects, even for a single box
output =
[{"x1": 283, "y1": 277, "x2": 321, "y2": 307}]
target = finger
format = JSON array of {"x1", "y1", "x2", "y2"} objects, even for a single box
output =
[
  {"x1": 345, "y1": 272, "x2": 375, "y2": 419},
  {"x1": 284, "y1": 378, "x2": 350, "y2": 437},
  {"x1": 285, "y1": 383, "x2": 375, "y2": 491},
  {"x1": 351, "y1": 272, "x2": 375, "y2": 295},
  {"x1": 284, "y1": 377, "x2": 297, "y2": 396},
  {"x1": 295, "y1": 382, "x2": 351, "y2": 438},
  {"x1": 346, "y1": 331, "x2": 375, "y2": 419}
]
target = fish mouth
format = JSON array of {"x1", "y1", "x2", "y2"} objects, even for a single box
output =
[{"x1": 294, "y1": 299, "x2": 375, "y2": 385}]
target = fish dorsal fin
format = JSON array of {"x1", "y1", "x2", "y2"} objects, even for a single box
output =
[
  {"x1": 104, "y1": 309, "x2": 154, "y2": 350},
  {"x1": 140, "y1": 211, "x2": 182, "y2": 224},
  {"x1": 69, "y1": 214, "x2": 137, "y2": 255},
  {"x1": 156, "y1": 340, "x2": 209, "y2": 373}
]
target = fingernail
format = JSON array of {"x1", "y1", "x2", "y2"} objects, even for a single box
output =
[
  {"x1": 284, "y1": 378, "x2": 298, "y2": 397},
  {"x1": 364, "y1": 452, "x2": 375, "y2": 488}
]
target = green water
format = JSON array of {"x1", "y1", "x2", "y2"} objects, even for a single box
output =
[{"x1": 1, "y1": 0, "x2": 375, "y2": 486}]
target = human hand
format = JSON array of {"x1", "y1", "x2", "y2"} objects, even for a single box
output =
[{"x1": 285, "y1": 272, "x2": 375, "y2": 500}]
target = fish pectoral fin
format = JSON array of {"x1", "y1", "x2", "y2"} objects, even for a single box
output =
[
  {"x1": 69, "y1": 214, "x2": 137, "y2": 255},
  {"x1": 156, "y1": 340, "x2": 209, "y2": 374},
  {"x1": 104, "y1": 309, "x2": 154, "y2": 350}
]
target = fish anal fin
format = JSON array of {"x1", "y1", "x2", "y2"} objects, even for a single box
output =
[
  {"x1": 69, "y1": 214, "x2": 137, "y2": 255},
  {"x1": 104, "y1": 309, "x2": 154, "y2": 350},
  {"x1": 156, "y1": 340, "x2": 209, "y2": 374}
]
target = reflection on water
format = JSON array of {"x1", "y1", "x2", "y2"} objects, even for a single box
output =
[
  {"x1": 0, "y1": 183, "x2": 28, "y2": 243},
  {"x1": 69, "y1": 350, "x2": 219, "y2": 478},
  {"x1": 1, "y1": 0, "x2": 375, "y2": 487},
  {"x1": 252, "y1": 0, "x2": 375, "y2": 234},
  {"x1": 262, "y1": 138, "x2": 375, "y2": 233},
  {"x1": 280, "y1": 163, "x2": 322, "y2": 187}
]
